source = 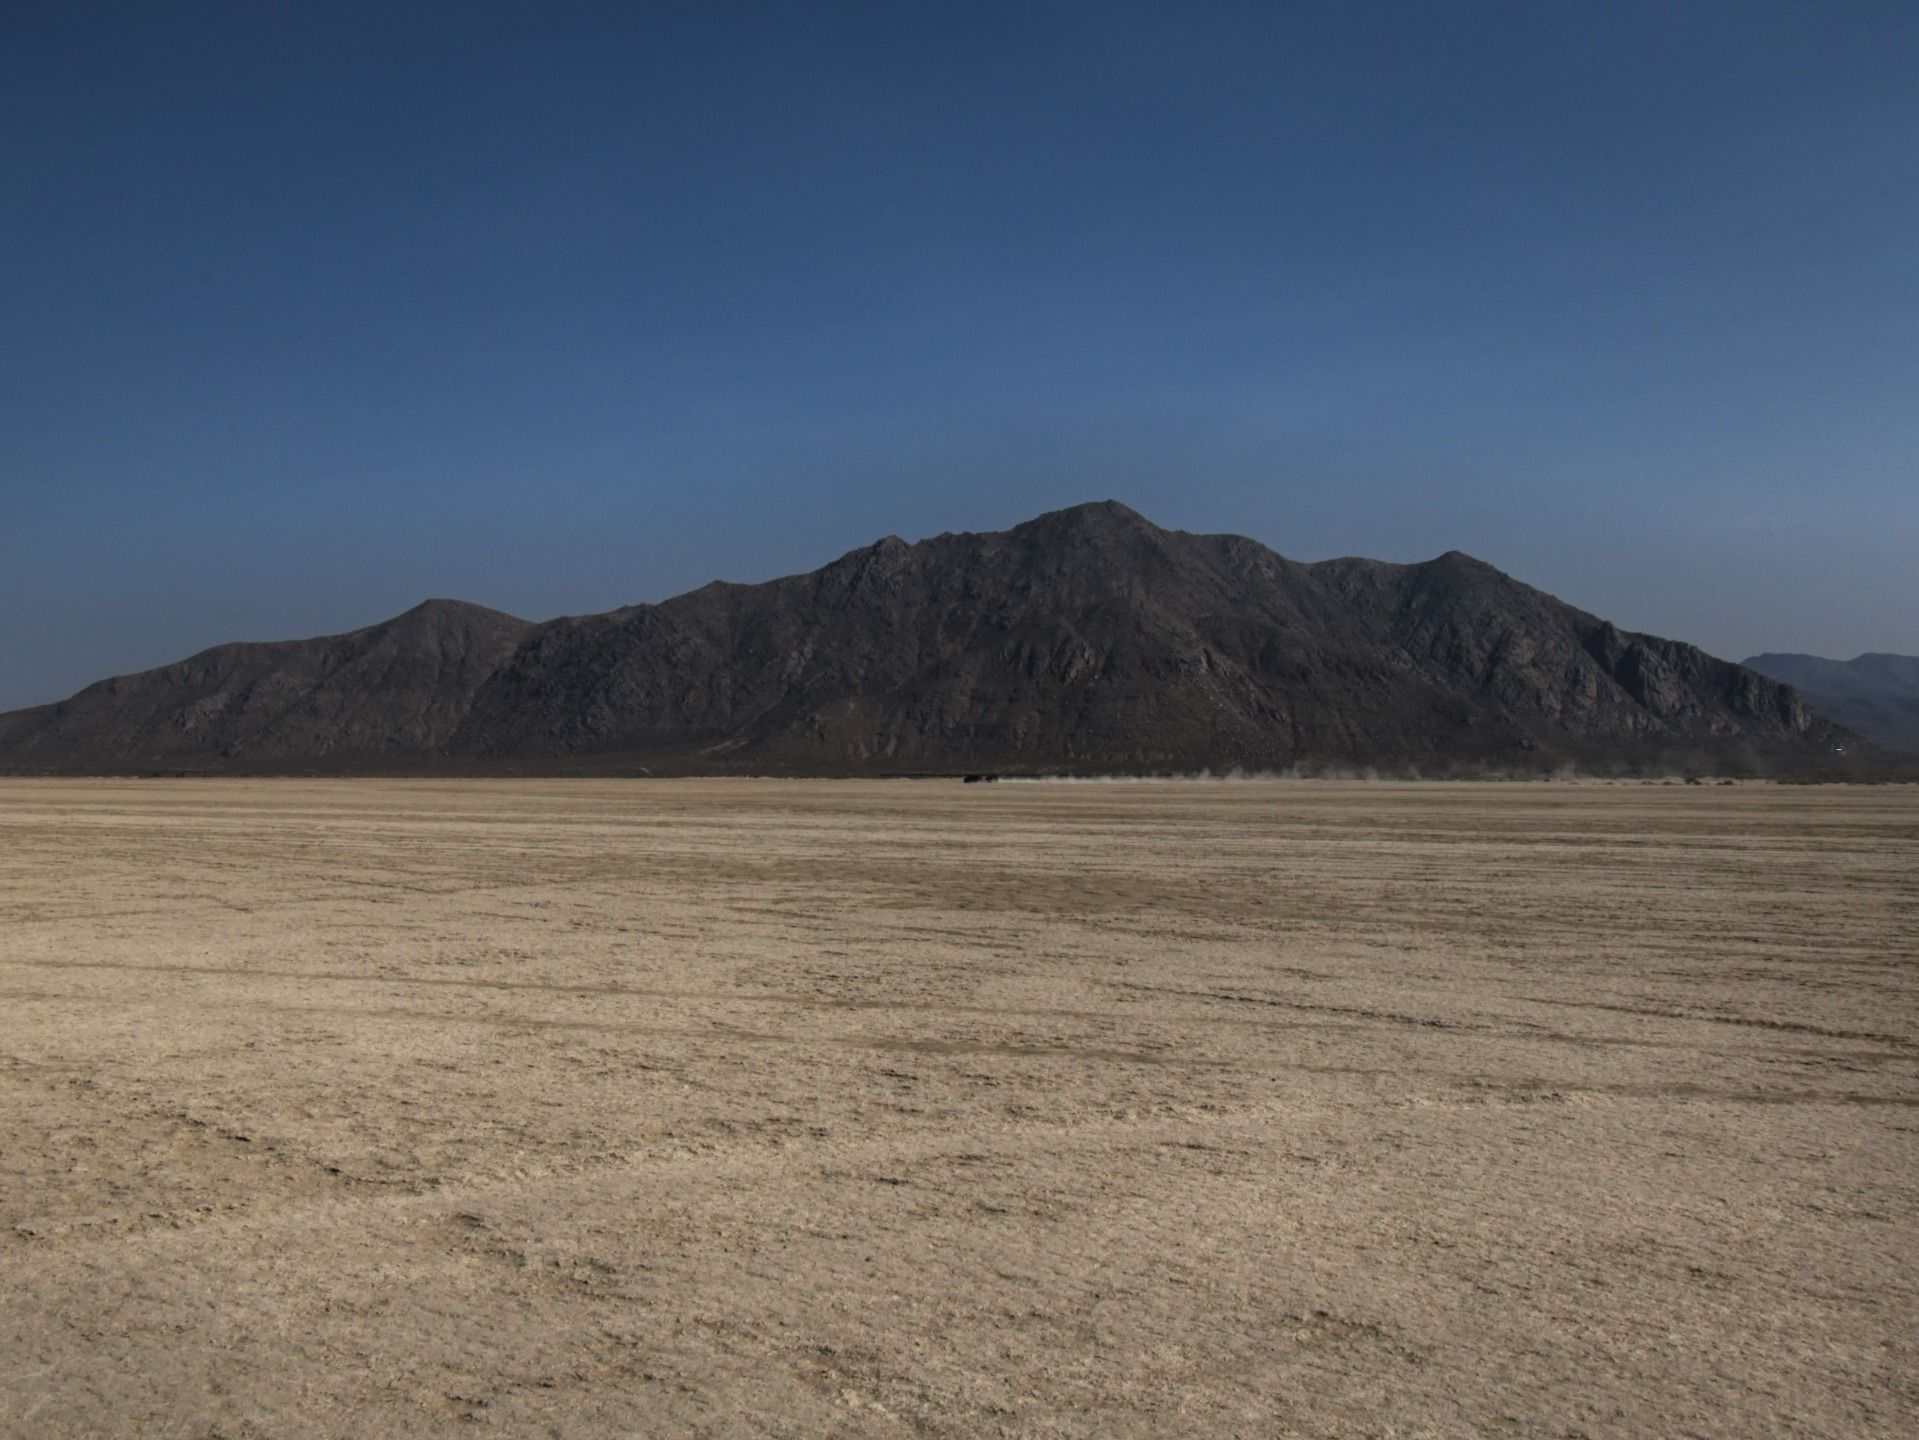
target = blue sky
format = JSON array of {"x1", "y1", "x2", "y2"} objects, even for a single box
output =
[{"x1": 3, "y1": 1, "x2": 1914, "y2": 709}]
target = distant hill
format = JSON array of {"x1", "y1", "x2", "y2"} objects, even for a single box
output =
[
  {"x1": 0, "y1": 502, "x2": 1872, "y2": 776},
  {"x1": 0, "y1": 599, "x2": 532, "y2": 770},
  {"x1": 1742, "y1": 653, "x2": 1919, "y2": 754}
]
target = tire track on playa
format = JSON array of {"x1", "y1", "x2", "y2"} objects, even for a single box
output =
[
  {"x1": 1103, "y1": 978, "x2": 1919, "y2": 1063},
  {"x1": 14, "y1": 957, "x2": 1906, "y2": 1065},
  {"x1": 11, "y1": 957, "x2": 1916, "y2": 1069},
  {"x1": 0, "y1": 1052, "x2": 402, "y2": 1248},
  {"x1": 3, "y1": 990, "x2": 1913, "y2": 1112},
  {"x1": 1514, "y1": 994, "x2": 1915, "y2": 1048},
  {"x1": 6, "y1": 1106, "x2": 1263, "y2": 1264},
  {"x1": 0, "y1": 957, "x2": 1388, "y2": 1039},
  {"x1": 9, "y1": 1064, "x2": 1917, "y2": 1285},
  {"x1": 0, "y1": 1050, "x2": 420, "y2": 1194}
]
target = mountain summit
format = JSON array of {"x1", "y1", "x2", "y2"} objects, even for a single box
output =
[{"x1": 0, "y1": 503, "x2": 1865, "y2": 775}]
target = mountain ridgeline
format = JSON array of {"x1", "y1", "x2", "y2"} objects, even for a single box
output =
[
  {"x1": 0, "y1": 503, "x2": 1873, "y2": 776},
  {"x1": 1741, "y1": 652, "x2": 1919, "y2": 754}
]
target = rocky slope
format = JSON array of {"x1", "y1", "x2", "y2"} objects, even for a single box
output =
[
  {"x1": 0, "y1": 600, "x2": 531, "y2": 770},
  {"x1": 1742, "y1": 652, "x2": 1919, "y2": 753},
  {"x1": 0, "y1": 503, "x2": 1867, "y2": 775}
]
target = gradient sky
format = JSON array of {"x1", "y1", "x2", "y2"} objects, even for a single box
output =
[{"x1": 3, "y1": 1, "x2": 1914, "y2": 711}]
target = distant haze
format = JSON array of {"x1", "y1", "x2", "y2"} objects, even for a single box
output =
[{"x1": 3, "y1": 4, "x2": 1914, "y2": 713}]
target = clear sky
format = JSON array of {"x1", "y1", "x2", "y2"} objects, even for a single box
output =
[{"x1": 3, "y1": 1, "x2": 1914, "y2": 711}]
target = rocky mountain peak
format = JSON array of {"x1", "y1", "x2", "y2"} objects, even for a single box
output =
[{"x1": 0, "y1": 505, "x2": 1879, "y2": 776}]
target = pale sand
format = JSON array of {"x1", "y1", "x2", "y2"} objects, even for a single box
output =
[{"x1": 1, "y1": 778, "x2": 1914, "y2": 1437}]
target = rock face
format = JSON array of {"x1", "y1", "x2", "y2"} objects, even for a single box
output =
[
  {"x1": 0, "y1": 502, "x2": 1867, "y2": 775},
  {"x1": 1742, "y1": 653, "x2": 1919, "y2": 754}
]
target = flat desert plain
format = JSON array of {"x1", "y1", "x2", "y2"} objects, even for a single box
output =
[{"x1": 1, "y1": 778, "x2": 1915, "y2": 1439}]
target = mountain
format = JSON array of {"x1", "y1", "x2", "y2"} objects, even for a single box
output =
[
  {"x1": 0, "y1": 600, "x2": 531, "y2": 770},
  {"x1": 0, "y1": 502, "x2": 1871, "y2": 777},
  {"x1": 1741, "y1": 653, "x2": 1919, "y2": 754}
]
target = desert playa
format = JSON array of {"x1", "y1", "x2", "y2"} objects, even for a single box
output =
[{"x1": 2, "y1": 778, "x2": 1914, "y2": 1437}]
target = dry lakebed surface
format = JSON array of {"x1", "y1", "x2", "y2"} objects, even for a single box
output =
[{"x1": 1, "y1": 777, "x2": 1914, "y2": 1438}]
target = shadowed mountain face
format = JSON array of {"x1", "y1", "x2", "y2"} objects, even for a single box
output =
[
  {"x1": 0, "y1": 600, "x2": 532, "y2": 770},
  {"x1": 1742, "y1": 653, "x2": 1919, "y2": 754},
  {"x1": 0, "y1": 503, "x2": 1867, "y2": 775}
]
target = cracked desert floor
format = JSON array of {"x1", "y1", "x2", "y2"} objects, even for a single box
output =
[{"x1": 1, "y1": 778, "x2": 1915, "y2": 1438}]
